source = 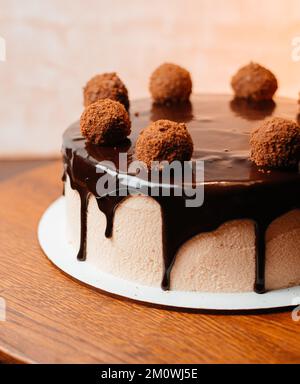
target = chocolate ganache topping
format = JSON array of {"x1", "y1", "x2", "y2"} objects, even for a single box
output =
[{"x1": 62, "y1": 94, "x2": 300, "y2": 293}]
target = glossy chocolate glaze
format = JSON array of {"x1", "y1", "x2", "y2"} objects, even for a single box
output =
[{"x1": 62, "y1": 94, "x2": 300, "y2": 293}]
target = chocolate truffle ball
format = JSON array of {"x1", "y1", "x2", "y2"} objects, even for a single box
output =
[
  {"x1": 135, "y1": 119, "x2": 194, "y2": 168},
  {"x1": 250, "y1": 117, "x2": 300, "y2": 168},
  {"x1": 80, "y1": 99, "x2": 131, "y2": 145},
  {"x1": 83, "y1": 72, "x2": 129, "y2": 110},
  {"x1": 231, "y1": 62, "x2": 278, "y2": 101},
  {"x1": 149, "y1": 63, "x2": 192, "y2": 104}
]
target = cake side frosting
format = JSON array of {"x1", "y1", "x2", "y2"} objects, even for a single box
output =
[{"x1": 64, "y1": 176, "x2": 300, "y2": 292}]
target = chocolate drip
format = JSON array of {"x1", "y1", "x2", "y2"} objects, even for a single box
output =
[
  {"x1": 62, "y1": 164, "x2": 68, "y2": 196},
  {"x1": 64, "y1": 169, "x2": 89, "y2": 261},
  {"x1": 255, "y1": 223, "x2": 266, "y2": 293},
  {"x1": 62, "y1": 95, "x2": 300, "y2": 293},
  {"x1": 95, "y1": 195, "x2": 127, "y2": 238},
  {"x1": 77, "y1": 187, "x2": 89, "y2": 261}
]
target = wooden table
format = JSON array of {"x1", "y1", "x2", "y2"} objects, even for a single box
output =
[{"x1": 0, "y1": 160, "x2": 300, "y2": 363}]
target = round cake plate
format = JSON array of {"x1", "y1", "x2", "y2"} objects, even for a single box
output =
[{"x1": 38, "y1": 197, "x2": 300, "y2": 311}]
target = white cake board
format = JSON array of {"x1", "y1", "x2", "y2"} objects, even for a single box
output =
[{"x1": 38, "y1": 197, "x2": 300, "y2": 311}]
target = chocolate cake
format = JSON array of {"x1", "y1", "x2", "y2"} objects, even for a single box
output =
[{"x1": 62, "y1": 94, "x2": 300, "y2": 293}]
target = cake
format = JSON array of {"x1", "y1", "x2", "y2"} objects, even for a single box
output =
[{"x1": 62, "y1": 65, "x2": 300, "y2": 294}]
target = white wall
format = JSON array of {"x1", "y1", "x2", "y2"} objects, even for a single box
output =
[{"x1": 0, "y1": 0, "x2": 299, "y2": 157}]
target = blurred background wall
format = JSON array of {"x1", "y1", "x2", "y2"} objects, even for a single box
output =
[{"x1": 0, "y1": 0, "x2": 299, "y2": 157}]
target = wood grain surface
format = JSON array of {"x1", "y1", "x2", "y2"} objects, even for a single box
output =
[{"x1": 0, "y1": 160, "x2": 300, "y2": 364}]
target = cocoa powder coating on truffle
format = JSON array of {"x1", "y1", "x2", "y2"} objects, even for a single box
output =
[
  {"x1": 149, "y1": 63, "x2": 192, "y2": 105},
  {"x1": 250, "y1": 117, "x2": 300, "y2": 168},
  {"x1": 231, "y1": 62, "x2": 278, "y2": 101},
  {"x1": 80, "y1": 99, "x2": 131, "y2": 145},
  {"x1": 83, "y1": 72, "x2": 129, "y2": 110},
  {"x1": 135, "y1": 119, "x2": 193, "y2": 168}
]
